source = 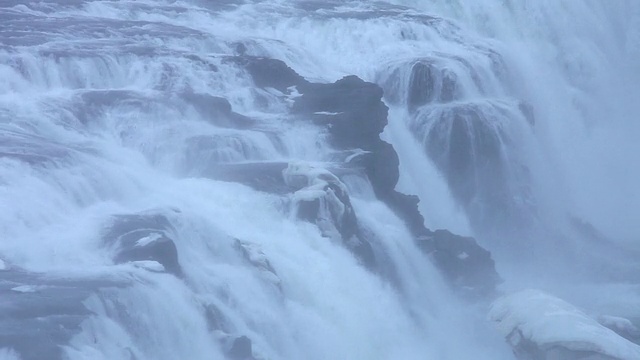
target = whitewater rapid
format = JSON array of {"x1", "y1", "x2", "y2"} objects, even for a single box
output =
[{"x1": 1, "y1": 0, "x2": 638, "y2": 359}]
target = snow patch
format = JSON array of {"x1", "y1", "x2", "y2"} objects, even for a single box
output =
[
  {"x1": 344, "y1": 149, "x2": 370, "y2": 163},
  {"x1": 489, "y1": 289, "x2": 640, "y2": 360},
  {"x1": 135, "y1": 233, "x2": 163, "y2": 247}
]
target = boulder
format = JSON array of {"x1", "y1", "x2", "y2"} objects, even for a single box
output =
[
  {"x1": 489, "y1": 290, "x2": 640, "y2": 360},
  {"x1": 231, "y1": 56, "x2": 308, "y2": 93},
  {"x1": 102, "y1": 213, "x2": 182, "y2": 276},
  {"x1": 227, "y1": 335, "x2": 257, "y2": 360}
]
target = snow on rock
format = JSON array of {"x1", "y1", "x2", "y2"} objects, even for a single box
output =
[
  {"x1": 131, "y1": 260, "x2": 166, "y2": 273},
  {"x1": 234, "y1": 239, "x2": 282, "y2": 289},
  {"x1": 489, "y1": 289, "x2": 640, "y2": 360},
  {"x1": 282, "y1": 162, "x2": 376, "y2": 268},
  {"x1": 135, "y1": 233, "x2": 163, "y2": 247},
  {"x1": 283, "y1": 161, "x2": 353, "y2": 241}
]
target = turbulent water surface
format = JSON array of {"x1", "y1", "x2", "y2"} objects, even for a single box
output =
[{"x1": 1, "y1": 0, "x2": 639, "y2": 359}]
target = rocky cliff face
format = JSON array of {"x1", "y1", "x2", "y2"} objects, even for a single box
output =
[{"x1": 241, "y1": 56, "x2": 501, "y2": 297}]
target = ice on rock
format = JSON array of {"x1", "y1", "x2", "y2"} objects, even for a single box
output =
[
  {"x1": 131, "y1": 260, "x2": 166, "y2": 273},
  {"x1": 489, "y1": 289, "x2": 640, "y2": 360},
  {"x1": 234, "y1": 239, "x2": 281, "y2": 289},
  {"x1": 283, "y1": 161, "x2": 352, "y2": 240},
  {"x1": 135, "y1": 233, "x2": 163, "y2": 247}
]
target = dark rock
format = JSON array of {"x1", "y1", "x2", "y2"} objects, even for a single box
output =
[
  {"x1": 234, "y1": 239, "x2": 282, "y2": 291},
  {"x1": 408, "y1": 60, "x2": 459, "y2": 109},
  {"x1": 408, "y1": 61, "x2": 434, "y2": 108},
  {"x1": 103, "y1": 213, "x2": 182, "y2": 276},
  {"x1": 232, "y1": 56, "x2": 308, "y2": 93},
  {"x1": 418, "y1": 229, "x2": 501, "y2": 297},
  {"x1": 294, "y1": 75, "x2": 388, "y2": 149},
  {"x1": 203, "y1": 304, "x2": 260, "y2": 360},
  {"x1": 204, "y1": 303, "x2": 230, "y2": 333},
  {"x1": 181, "y1": 92, "x2": 254, "y2": 128},
  {"x1": 227, "y1": 336, "x2": 256, "y2": 360},
  {"x1": 243, "y1": 62, "x2": 501, "y2": 294},
  {"x1": 362, "y1": 140, "x2": 400, "y2": 196},
  {"x1": 290, "y1": 72, "x2": 499, "y2": 293},
  {"x1": 382, "y1": 191, "x2": 428, "y2": 237},
  {"x1": 518, "y1": 101, "x2": 535, "y2": 127}
]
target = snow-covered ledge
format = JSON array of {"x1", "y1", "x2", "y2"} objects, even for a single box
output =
[{"x1": 489, "y1": 289, "x2": 640, "y2": 360}]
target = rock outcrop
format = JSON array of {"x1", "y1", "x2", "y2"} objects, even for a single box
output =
[
  {"x1": 418, "y1": 230, "x2": 501, "y2": 297},
  {"x1": 102, "y1": 213, "x2": 182, "y2": 276},
  {"x1": 236, "y1": 57, "x2": 500, "y2": 295},
  {"x1": 234, "y1": 239, "x2": 282, "y2": 291},
  {"x1": 237, "y1": 56, "x2": 309, "y2": 94},
  {"x1": 283, "y1": 162, "x2": 376, "y2": 269}
]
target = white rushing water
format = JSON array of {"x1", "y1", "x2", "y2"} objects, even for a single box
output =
[{"x1": 0, "y1": 0, "x2": 638, "y2": 359}]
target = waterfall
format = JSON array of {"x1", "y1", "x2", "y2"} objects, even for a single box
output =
[{"x1": 1, "y1": 1, "x2": 638, "y2": 359}]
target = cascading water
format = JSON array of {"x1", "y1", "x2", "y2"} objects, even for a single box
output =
[{"x1": 0, "y1": 0, "x2": 638, "y2": 359}]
